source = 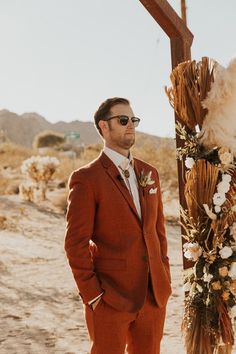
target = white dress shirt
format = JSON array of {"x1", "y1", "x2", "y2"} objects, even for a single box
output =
[{"x1": 103, "y1": 146, "x2": 141, "y2": 219}]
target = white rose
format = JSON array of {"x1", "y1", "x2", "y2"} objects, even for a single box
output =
[
  {"x1": 229, "y1": 262, "x2": 236, "y2": 279},
  {"x1": 213, "y1": 192, "x2": 226, "y2": 206},
  {"x1": 185, "y1": 157, "x2": 195, "y2": 169},
  {"x1": 219, "y1": 246, "x2": 233, "y2": 259},
  {"x1": 183, "y1": 242, "x2": 203, "y2": 261},
  {"x1": 222, "y1": 174, "x2": 232, "y2": 183},
  {"x1": 217, "y1": 181, "x2": 230, "y2": 194}
]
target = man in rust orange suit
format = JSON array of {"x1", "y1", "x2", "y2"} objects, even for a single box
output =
[{"x1": 65, "y1": 97, "x2": 171, "y2": 354}]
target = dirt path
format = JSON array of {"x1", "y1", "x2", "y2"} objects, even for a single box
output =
[{"x1": 0, "y1": 195, "x2": 184, "y2": 354}]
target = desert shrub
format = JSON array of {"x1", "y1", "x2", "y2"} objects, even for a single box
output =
[
  {"x1": 20, "y1": 155, "x2": 60, "y2": 202},
  {"x1": 0, "y1": 142, "x2": 34, "y2": 168},
  {"x1": 33, "y1": 130, "x2": 65, "y2": 149},
  {"x1": 132, "y1": 142, "x2": 178, "y2": 193},
  {"x1": 50, "y1": 191, "x2": 68, "y2": 214},
  {"x1": 80, "y1": 143, "x2": 102, "y2": 161}
]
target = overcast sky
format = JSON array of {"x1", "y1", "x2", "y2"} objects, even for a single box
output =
[{"x1": 0, "y1": 0, "x2": 235, "y2": 137}]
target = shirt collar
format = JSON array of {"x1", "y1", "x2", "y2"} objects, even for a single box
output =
[{"x1": 103, "y1": 146, "x2": 133, "y2": 170}]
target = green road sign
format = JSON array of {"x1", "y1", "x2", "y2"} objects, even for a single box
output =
[{"x1": 65, "y1": 131, "x2": 80, "y2": 140}]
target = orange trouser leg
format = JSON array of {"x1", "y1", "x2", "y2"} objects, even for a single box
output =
[
  {"x1": 85, "y1": 299, "x2": 134, "y2": 354},
  {"x1": 126, "y1": 290, "x2": 166, "y2": 354},
  {"x1": 85, "y1": 289, "x2": 166, "y2": 354}
]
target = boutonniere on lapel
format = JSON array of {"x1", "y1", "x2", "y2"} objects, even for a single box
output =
[{"x1": 139, "y1": 170, "x2": 155, "y2": 195}]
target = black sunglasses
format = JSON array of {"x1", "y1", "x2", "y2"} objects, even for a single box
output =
[{"x1": 105, "y1": 115, "x2": 140, "y2": 127}]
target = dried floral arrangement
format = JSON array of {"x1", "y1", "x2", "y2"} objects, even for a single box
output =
[{"x1": 166, "y1": 57, "x2": 236, "y2": 354}]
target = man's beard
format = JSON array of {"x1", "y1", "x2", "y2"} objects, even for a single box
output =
[{"x1": 119, "y1": 136, "x2": 135, "y2": 149}]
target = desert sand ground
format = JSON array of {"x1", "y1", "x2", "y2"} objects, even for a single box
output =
[{"x1": 0, "y1": 194, "x2": 185, "y2": 354}]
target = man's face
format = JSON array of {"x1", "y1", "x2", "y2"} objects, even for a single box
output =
[{"x1": 103, "y1": 103, "x2": 136, "y2": 150}]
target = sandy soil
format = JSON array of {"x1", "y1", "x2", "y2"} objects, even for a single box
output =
[{"x1": 0, "y1": 194, "x2": 185, "y2": 354}]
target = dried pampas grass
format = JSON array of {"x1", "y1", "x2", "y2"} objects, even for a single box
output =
[
  {"x1": 199, "y1": 58, "x2": 236, "y2": 155},
  {"x1": 165, "y1": 57, "x2": 215, "y2": 130}
]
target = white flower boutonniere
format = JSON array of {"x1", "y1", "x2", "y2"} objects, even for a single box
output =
[{"x1": 139, "y1": 170, "x2": 155, "y2": 188}]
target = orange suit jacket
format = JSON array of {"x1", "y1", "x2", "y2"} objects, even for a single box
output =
[{"x1": 65, "y1": 152, "x2": 171, "y2": 313}]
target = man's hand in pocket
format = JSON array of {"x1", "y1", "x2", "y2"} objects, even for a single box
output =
[{"x1": 91, "y1": 296, "x2": 102, "y2": 310}]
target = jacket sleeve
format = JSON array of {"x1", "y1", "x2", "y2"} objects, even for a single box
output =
[
  {"x1": 155, "y1": 169, "x2": 171, "y2": 282},
  {"x1": 64, "y1": 170, "x2": 103, "y2": 303}
]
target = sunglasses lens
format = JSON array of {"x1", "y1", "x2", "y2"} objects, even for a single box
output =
[
  {"x1": 119, "y1": 116, "x2": 129, "y2": 125},
  {"x1": 132, "y1": 118, "x2": 140, "y2": 127}
]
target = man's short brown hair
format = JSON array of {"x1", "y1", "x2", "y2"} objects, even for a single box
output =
[{"x1": 94, "y1": 97, "x2": 130, "y2": 135}]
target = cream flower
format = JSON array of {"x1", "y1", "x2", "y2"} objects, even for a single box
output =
[
  {"x1": 185, "y1": 157, "x2": 195, "y2": 169},
  {"x1": 213, "y1": 192, "x2": 226, "y2": 206},
  {"x1": 219, "y1": 246, "x2": 233, "y2": 259},
  {"x1": 229, "y1": 262, "x2": 236, "y2": 279},
  {"x1": 222, "y1": 174, "x2": 232, "y2": 183},
  {"x1": 214, "y1": 205, "x2": 221, "y2": 213},
  {"x1": 219, "y1": 147, "x2": 233, "y2": 165},
  {"x1": 183, "y1": 242, "x2": 203, "y2": 261},
  {"x1": 217, "y1": 181, "x2": 230, "y2": 194}
]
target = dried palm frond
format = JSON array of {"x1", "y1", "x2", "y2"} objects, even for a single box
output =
[
  {"x1": 218, "y1": 301, "x2": 234, "y2": 350},
  {"x1": 185, "y1": 159, "x2": 219, "y2": 221},
  {"x1": 182, "y1": 300, "x2": 217, "y2": 354},
  {"x1": 165, "y1": 57, "x2": 216, "y2": 131}
]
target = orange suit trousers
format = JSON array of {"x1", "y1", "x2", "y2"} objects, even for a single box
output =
[{"x1": 85, "y1": 287, "x2": 166, "y2": 354}]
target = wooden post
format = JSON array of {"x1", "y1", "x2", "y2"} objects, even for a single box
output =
[
  {"x1": 139, "y1": 0, "x2": 194, "y2": 269},
  {"x1": 181, "y1": 0, "x2": 187, "y2": 25}
]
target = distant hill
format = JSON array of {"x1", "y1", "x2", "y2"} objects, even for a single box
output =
[
  {"x1": 0, "y1": 110, "x2": 101, "y2": 147},
  {"x1": 0, "y1": 109, "x2": 175, "y2": 149}
]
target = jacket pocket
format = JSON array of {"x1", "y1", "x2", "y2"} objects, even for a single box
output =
[{"x1": 94, "y1": 258, "x2": 126, "y2": 271}]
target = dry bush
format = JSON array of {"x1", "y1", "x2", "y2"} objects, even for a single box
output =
[
  {"x1": 80, "y1": 143, "x2": 102, "y2": 162},
  {"x1": 33, "y1": 130, "x2": 65, "y2": 149},
  {"x1": 132, "y1": 142, "x2": 178, "y2": 193},
  {"x1": 0, "y1": 216, "x2": 7, "y2": 229},
  {"x1": 0, "y1": 142, "x2": 34, "y2": 169},
  {"x1": 50, "y1": 191, "x2": 68, "y2": 214}
]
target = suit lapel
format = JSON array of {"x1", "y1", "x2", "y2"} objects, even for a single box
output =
[{"x1": 100, "y1": 152, "x2": 141, "y2": 222}]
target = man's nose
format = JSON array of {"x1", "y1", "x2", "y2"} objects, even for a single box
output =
[{"x1": 127, "y1": 118, "x2": 134, "y2": 128}]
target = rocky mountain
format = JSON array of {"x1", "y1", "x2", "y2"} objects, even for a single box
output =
[
  {"x1": 0, "y1": 109, "x2": 175, "y2": 149},
  {"x1": 0, "y1": 110, "x2": 101, "y2": 147}
]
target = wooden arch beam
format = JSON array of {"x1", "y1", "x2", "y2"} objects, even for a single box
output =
[{"x1": 139, "y1": 0, "x2": 193, "y2": 67}]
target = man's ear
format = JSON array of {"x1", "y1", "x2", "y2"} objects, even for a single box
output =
[{"x1": 98, "y1": 120, "x2": 108, "y2": 135}]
